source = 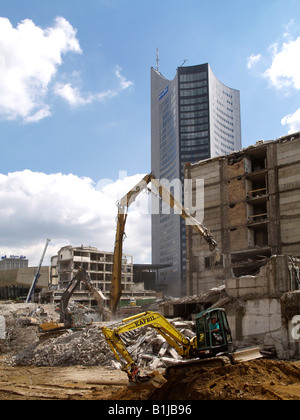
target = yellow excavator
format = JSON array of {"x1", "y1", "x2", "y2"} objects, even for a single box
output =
[
  {"x1": 101, "y1": 309, "x2": 262, "y2": 388},
  {"x1": 109, "y1": 171, "x2": 219, "y2": 314}
]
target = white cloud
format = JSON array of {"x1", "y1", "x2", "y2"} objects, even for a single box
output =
[
  {"x1": 0, "y1": 170, "x2": 151, "y2": 266},
  {"x1": 115, "y1": 65, "x2": 134, "y2": 90},
  {"x1": 0, "y1": 16, "x2": 81, "y2": 122},
  {"x1": 24, "y1": 106, "x2": 52, "y2": 123},
  {"x1": 247, "y1": 53, "x2": 262, "y2": 69},
  {"x1": 281, "y1": 108, "x2": 300, "y2": 134},
  {"x1": 54, "y1": 65, "x2": 133, "y2": 107},
  {"x1": 264, "y1": 35, "x2": 300, "y2": 90},
  {"x1": 264, "y1": 32, "x2": 300, "y2": 134},
  {"x1": 248, "y1": 24, "x2": 300, "y2": 134},
  {"x1": 54, "y1": 83, "x2": 93, "y2": 106},
  {"x1": 0, "y1": 17, "x2": 134, "y2": 120}
]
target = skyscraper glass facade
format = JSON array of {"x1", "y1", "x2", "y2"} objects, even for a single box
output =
[{"x1": 151, "y1": 63, "x2": 241, "y2": 296}]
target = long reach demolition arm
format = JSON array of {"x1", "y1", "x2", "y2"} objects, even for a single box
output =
[{"x1": 109, "y1": 172, "x2": 219, "y2": 314}]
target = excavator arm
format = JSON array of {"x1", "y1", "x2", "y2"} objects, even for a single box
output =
[
  {"x1": 59, "y1": 267, "x2": 107, "y2": 325},
  {"x1": 39, "y1": 267, "x2": 108, "y2": 332},
  {"x1": 110, "y1": 173, "x2": 154, "y2": 314},
  {"x1": 101, "y1": 311, "x2": 195, "y2": 382},
  {"x1": 110, "y1": 172, "x2": 219, "y2": 313},
  {"x1": 59, "y1": 269, "x2": 83, "y2": 324}
]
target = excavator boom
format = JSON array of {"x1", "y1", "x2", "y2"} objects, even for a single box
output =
[{"x1": 110, "y1": 172, "x2": 219, "y2": 314}]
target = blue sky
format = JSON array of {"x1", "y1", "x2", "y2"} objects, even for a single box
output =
[{"x1": 1, "y1": 0, "x2": 300, "y2": 267}]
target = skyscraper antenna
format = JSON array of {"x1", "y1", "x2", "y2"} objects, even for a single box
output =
[{"x1": 156, "y1": 48, "x2": 159, "y2": 72}]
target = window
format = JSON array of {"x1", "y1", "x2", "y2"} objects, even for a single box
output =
[
  {"x1": 180, "y1": 87, "x2": 208, "y2": 97},
  {"x1": 179, "y1": 72, "x2": 207, "y2": 82}
]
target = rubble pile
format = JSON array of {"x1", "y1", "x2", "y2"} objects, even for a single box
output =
[
  {"x1": 0, "y1": 302, "x2": 57, "y2": 358},
  {"x1": 14, "y1": 326, "x2": 112, "y2": 367},
  {"x1": 12, "y1": 317, "x2": 195, "y2": 369},
  {"x1": 132, "y1": 319, "x2": 195, "y2": 370}
]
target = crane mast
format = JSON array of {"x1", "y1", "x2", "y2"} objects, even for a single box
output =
[{"x1": 26, "y1": 238, "x2": 51, "y2": 303}]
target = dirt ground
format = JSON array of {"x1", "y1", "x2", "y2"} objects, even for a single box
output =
[{"x1": 1, "y1": 359, "x2": 300, "y2": 400}]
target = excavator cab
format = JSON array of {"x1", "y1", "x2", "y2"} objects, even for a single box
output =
[{"x1": 195, "y1": 308, "x2": 233, "y2": 357}]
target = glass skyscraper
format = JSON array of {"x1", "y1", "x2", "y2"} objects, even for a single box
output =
[{"x1": 151, "y1": 63, "x2": 242, "y2": 296}]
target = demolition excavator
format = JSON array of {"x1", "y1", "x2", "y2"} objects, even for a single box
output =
[
  {"x1": 39, "y1": 267, "x2": 108, "y2": 332},
  {"x1": 57, "y1": 266, "x2": 108, "y2": 327},
  {"x1": 109, "y1": 171, "x2": 219, "y2": 314},
  {"x1": 103, "y1": 172, "x2": 261, "y2": 387},
  {"x1": 41, "y1": 171, "x2": 218, "y2": 325},
  {"x1": 101, "y1": 309, "x2": 262, "y2": 388}
]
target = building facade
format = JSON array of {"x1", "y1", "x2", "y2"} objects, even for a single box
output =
[
  {"x1": 0, "y1": 255, "x2": 28, "y2": 271},
  {"x1": 151, "y1": 63, "x2": 241, "y2": 295},
  {"x1": 185, "y1": 132, "x2": 300, "y2": 294},
  {"x1": 0, "y1": 266, "x2": 49, "y2": 300},
  {"x1": 49, "y1": 245, "x2": 155, "y2": 308},
  {"x1": 51, "y1": 245, "x2": 133, "y2": 292}
]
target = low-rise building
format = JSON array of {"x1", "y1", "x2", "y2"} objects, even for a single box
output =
[
  {"x1": 0, "y1": 255, "x2": 28, "y2": 271},
  {"x1": 0, "y1": 266, "x2": 50, "y2": 300}
]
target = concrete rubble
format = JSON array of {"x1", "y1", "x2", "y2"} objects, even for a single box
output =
[
  {"x1": 0, "y1": 301, "x2": 196, "y2": 370},
  {"x1": 1, "y1": 272, "x2": 299, "y2": 370},
  {"x1": 12, "y1": 320, "x2": 196, "y2": 370}
]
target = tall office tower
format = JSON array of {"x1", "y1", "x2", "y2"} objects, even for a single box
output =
[{"x1": 151, "y1": 63, "x2": 242, "y2": 296}]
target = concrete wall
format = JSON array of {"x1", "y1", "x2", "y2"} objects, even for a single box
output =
[
  {"x1": 227, "y1": 298, "x2": 282, "y2": 340},
  {"x1": 225, "y1": 256, "x2": 300, "y2": 358},
  {"x1": 185, "y1": 159, "x2": 224, "y2": 294},
  {"x1": 0, "y1": 266, "x2": 50, "y2": 288},
  {"x1": 226, "y1": 255, "x2": 290, "y2": 298},
  {"x1": 277, "y1": 136, "x2": 300, "y2": 256}
]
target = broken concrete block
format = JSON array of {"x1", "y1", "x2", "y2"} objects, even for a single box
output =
[
  {"x1": 172, "y1": 321, "x2": 191, "y2": 329},
  {"x1": 0, "y1": 315, "x2": 6, "y2": 340},
  {"x1": 274, "y1": 341, "x2": 288, "y2": 360},
  {"x1": 149, "y1": 357, "x2": 162, "y2": 370},
  {"x1": 161, "y1": 357, "x2": 183, "y2": 366},
  {"x1": 168, "y1": 347, "x2": 181, "y2": 360},
  {"x1": 168, "y1": 317, "x2": 182, "y2": 323},
  {"x1": 158, "y1": 341, "x2": 169, "y2": 357},
  {"x1": 139, "y1": 354, "x2": 155, "y2": 361},
  {"x1": 112, "y1": 360, "x2": 122, "y2": 369}
]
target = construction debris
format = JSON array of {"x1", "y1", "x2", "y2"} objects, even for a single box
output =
[
  {"x1": 12, "y1": 318, "x2": 196, "y2": 370},
  {"x1": 0, "y1": 301, "x2": 195, "y2": 370},
  {"x1": 1, "y1": 300, "x2": 300, "y2": 400}
]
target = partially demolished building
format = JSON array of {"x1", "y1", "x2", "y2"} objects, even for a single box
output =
[
  {"x1": 48, "y1": 245, "x2": 156, "y2": 308},
  {"x1": 182, "y1": 132, "x2": 300, "y2": 358},
  {"x1": 185, "y1": 132, "x2": 300, "y2": 292}
]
